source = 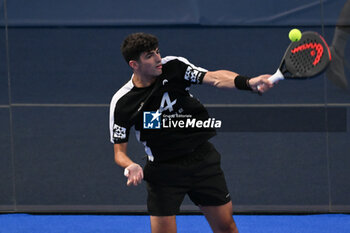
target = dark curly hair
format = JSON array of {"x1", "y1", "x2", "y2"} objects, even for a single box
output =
[{"x1": 121, "y1": 32, "x2": 159, "y2": 64}]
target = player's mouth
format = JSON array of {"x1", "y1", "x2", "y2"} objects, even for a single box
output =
[{"x1": 156, "y1": 64, "x2": 162, "y2": 70}]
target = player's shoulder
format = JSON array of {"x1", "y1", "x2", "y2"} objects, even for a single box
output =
[
  {"x1": 110, "y1": 78, "x2": 134, "y2": 108},
  {"x1": 162, "y1": 56, "x2": 208, "y2": 73},
  {"x1": 162, "y1": 56, "x2": 192, "y2": 66}
]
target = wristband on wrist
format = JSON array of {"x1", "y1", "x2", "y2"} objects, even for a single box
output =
[
  {"x1": 124, "y1": 168, "x2": 129, "y2": 177},
  {"x1": 234, "y1": 75, "x2": 253, "y2": 91}
]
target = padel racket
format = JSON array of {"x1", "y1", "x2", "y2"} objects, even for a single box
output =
[{"x1": 263, "y1": 31, "x2": 332, "y2": 86}]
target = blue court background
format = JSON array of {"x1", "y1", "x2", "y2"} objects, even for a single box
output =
[
  {"x1": 0, "y1": 214, "x2": 350, "y2": 233},
  {"x1": 1, "y1": 0, "x2": 350, "y2": 214}
]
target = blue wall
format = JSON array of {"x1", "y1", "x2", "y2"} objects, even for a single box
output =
[{"x1": 1, "y1": 0, "x2": 350, "y2": 213}]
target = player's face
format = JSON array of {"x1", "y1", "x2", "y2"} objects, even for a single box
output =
[{"x1": 137, "y1": 48, "x2": 162, "y2": 77}]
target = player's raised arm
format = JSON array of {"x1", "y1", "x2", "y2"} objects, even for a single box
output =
[
  {"x1": 114, "y1": 143, "x2": 143, "y2": 186},
  {"x1": 202, "y1": 70, "x2": 273, "y2": 93}
]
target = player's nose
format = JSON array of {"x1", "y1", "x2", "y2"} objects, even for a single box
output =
[{"x1": 155, "y1": 53, "x2": 161, "y2": 63}]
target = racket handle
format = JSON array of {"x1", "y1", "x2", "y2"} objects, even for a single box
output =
[
  {"x1": 268, "y1": 69, "x2": 285, "y2": 83},
  {"x1": 256, "y1": 69, "x2": 284, "y2": 92}
]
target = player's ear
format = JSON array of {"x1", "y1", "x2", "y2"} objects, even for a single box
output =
[{"x1": 129, "y1": 60, "x2": 139, "y2": 70}]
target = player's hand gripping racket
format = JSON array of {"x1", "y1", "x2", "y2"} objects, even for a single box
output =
[{"x1": 259, "y1": 31, "x2": 332, "y2": 89}]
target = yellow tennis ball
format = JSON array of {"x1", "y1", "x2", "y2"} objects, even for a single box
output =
[{"x1": 289, "y1": 29, "x2": 302, "y2": 42}]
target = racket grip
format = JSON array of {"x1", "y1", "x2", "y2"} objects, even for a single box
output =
[
  {"x1": 268, "y1": 69, "x2": 285, "y2": 83},
  {"x1": 257, "y1": 69, "x2": 284, "y2": 92}
]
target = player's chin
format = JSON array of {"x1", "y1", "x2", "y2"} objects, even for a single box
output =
[{"x1": 154, "y1": 68, "x2": 163, "y2": 76}]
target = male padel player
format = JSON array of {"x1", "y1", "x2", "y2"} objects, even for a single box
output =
[{"x1": 109, "y1": 33, "x2": 274, "y2": 233}]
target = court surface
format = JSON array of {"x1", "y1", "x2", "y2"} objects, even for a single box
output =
[{"x1": 0, "y1": 214, "x2": 349, "y2": 233}]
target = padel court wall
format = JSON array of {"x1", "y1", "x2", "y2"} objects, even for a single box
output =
[{"x1": 1, "y1": 0, "x2": 350, "y2": 213}]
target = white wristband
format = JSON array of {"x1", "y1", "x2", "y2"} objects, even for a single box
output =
[{"x1": 124, "y1": 168, "x2": 129, "y2": 177}]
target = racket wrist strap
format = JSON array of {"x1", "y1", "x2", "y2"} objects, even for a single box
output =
[{"x1": 234, "y1": 75, "x2": 253, "y2": 91}]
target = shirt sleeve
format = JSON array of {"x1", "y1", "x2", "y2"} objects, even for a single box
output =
[
  {"x1": 162, "y1": 56, "x2": 208, "y2": 85},
  {"x1": 183, "y1": 60, "x2": 207, "y2": 85},
  {"x1": 109, "y1": 99, "x2": 130, "y2": 144},
  {"x1": 111, "y1": 121, "x2": 130, "y2": 144}
]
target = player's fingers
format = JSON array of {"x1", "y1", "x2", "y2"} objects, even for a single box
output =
[
  {"x1": 137, "y1": 172, "x2": 143, "y2": 182},
  {"x1": 133, "y1": 176, "x2": 139, "y2": 184},
  {"x1": 135, "y1": 176, "x2": 142, "y2": 186},
  {"x1": 261, "y1": 84, "x2": 270, "y2": 92},
  {"x1": 132, "y1": 174, "x2": 142, "y2": 185},
  {"x1": 257, "y1": 83, "x2": 270, "y2": 93},
  {"x1": 136, "y1": 174, "x2": 142, "y2": 182},
  {"x1": 260, "y1": 74, "x2": 271, "y2": 80},
  {"x1": 261, "y1": 78, "x2": 273, "y2": 86},
  {"x1": 127, "y1": 175, "x2": 137, "y2": 186},
  {"x1": 257, "y1": 82, "x2": 267, "y2": 91},
  {"x1": 129, "y1": 177, "x2": 136, "y2": 186},
  {"x1": 139, "y1": 170, "x2": 144, "y2": 179},
  {"x1": 259, "y1": 80, "x2": 273, "y2": 90},
  {"x1": 257, "y1": 85, "x2": 265, "y2": 93}
]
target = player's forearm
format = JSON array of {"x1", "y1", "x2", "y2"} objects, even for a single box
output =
[
  {"x1": 203, "y1": 70, "x2": 239, "y2": 89},
  {"x1": 114, "y1": 151, "x2": 135, "y2": 168}
]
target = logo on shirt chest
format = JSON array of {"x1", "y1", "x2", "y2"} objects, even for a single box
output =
[
  {"x1": 143, "y1": 92, "x2": 177, "y2": 129},
  {"x1": 143, "y1": 110, "x2": 162, "y2": 129},
  {"x1": 142, "y1": 91, "x2": 221, "y2": 130}
]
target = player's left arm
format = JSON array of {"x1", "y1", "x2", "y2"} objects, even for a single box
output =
[{"x1": 202, "y1": 70, "x2": 274, "y2": 93}]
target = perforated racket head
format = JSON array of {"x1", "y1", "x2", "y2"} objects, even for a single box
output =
[{"x1": 283, "y1": 31, "x2": 331, "y2": 79}]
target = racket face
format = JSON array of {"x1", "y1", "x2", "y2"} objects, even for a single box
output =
[{"x1": 284, "y1": 31, "x2": 331, "y2": 79}]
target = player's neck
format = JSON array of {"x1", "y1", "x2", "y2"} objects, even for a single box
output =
[{"x1": 132, "y1": 73, "x2": 156, "y2": 88}]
